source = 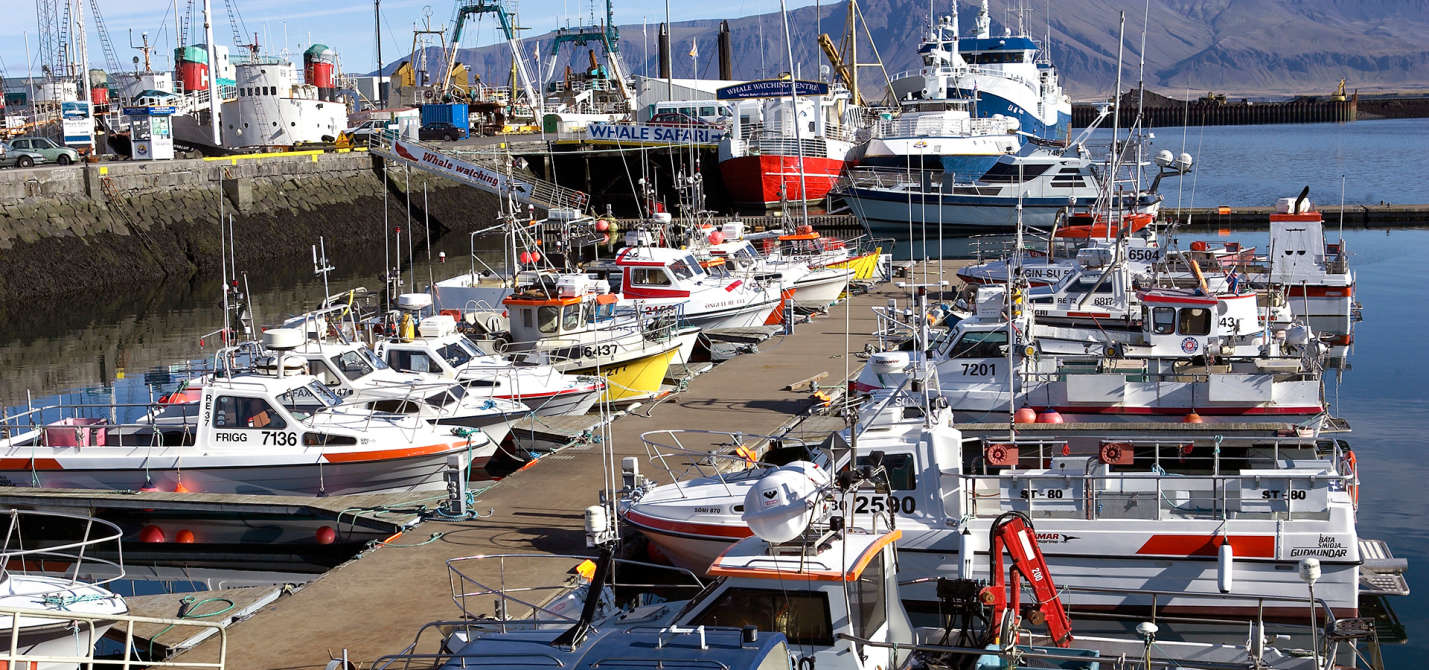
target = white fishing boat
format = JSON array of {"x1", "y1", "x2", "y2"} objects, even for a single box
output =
[
  {"x1": 702, "y1": 224, "x2": 852, "y2": 310},
  {"x1": 620, "y1": 392, "x2": 1391, "y2": 620},
  {"x1": 372, "y1": 294, "x2": 605, "y2": 417},
  {"x1": 499, "y1": 271, "x2": 697, "y2": 404},
  {"x1": 0, "y1": 510, "x2": 128, "y2": 670},
  {"x1": 0, "y1": 329, "x2": 487, "y2": 495},
  {"x1": 587, "y1": 246, "x2": 786, "y2": 331}
]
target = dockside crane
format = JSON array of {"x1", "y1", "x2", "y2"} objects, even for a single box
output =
[
  {"x1": 440, "y1": 1, "x2": 540, "y2": 112},
  {"x1": 539, "y1": 0, "x2": 634, "y2": 106}
]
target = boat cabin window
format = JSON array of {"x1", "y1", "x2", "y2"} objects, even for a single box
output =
[
  {"x1": 1072, "y1": 274, "x2": 1114, "y2": 294},
  {"x1": 330, "y1": 350, "x2": 376, "y2": 381},
  {"x1": 630, "y1": 268, "x2": 672, "y2": 286},
  {"x1": 561, "y1": 305, "x2": 581, "y2": 331},
  {"x1": 538, "y1": 306, "x2": 562, "y2": 334},
  {"x1": 425, "y1": 385, "x2": 464, "y2": 408},
  {"x1": 855, "y1": 453, "x2": 916, "y2": 490},
  {"x1": 669, "y1": 257, "x2": 698, "y2": 280},
  {"x1": 438, "y1": 341, "x2": 474, "y2": 368},
  {"x1": 212, "y1": 395, "x2": 287, "y2": 430},
  {"x1": 851, "y1": 551, "x2": 888, "y2": 640},
  {"x1": 704, "y1": 262, "x2": 732, "y2": 279},
  {"x1": 387, "y1": 349, "x2": 439, "y2": 374},
  {"x1": 1151, "y1": 307, "x2": 1176, "y2": 335},
  {"x1": 947, "y1": 330, "x2": 1009, "y2": 358},
  {"x1": 687, "y1": 587, "x2": 833, "y2": 646},
  {"x1": 275, "y1": 383, "x2": 336, "y2": 419},
  {"x1": 1178, "y1": 307, "x2": 1212, "y2": 336}
]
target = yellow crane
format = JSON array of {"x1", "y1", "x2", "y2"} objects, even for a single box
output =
[
  {"x1": 818, "y1": 34, "x2": 860, "y2": 106},
  {"x1": 1331, "y1": 78, "x2": 1347, "y2": 102}
]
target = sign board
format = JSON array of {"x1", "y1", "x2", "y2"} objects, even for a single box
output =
[
  {"x1": 717, "y1": 79, "x2": 829, "y2": 100},
  {"x1": 122, "y1": 106, "x2": 178, "y2": 117},
  {"x1": 391, "y1": 140, "x2": 541, "y2": 203},
  {"x1": 586, "y1": 122, "x2": 724, "y2": 147},
  {"x1": 60, "y1": 100, "x2": 94, "y2": 147}
]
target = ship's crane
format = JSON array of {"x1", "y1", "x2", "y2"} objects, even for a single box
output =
[
  {"x1": 86, "y1": 0, "x2": 124, "y2": 76},
  {"x1": 982, "y1": 512, "x2": 1073, "y2": 648},
  {"x1": 440, "y1": 1, "x2": 539, "y2": 111},
  {"x1": 817, "y1": 34, "x2": 860, "y2": 106},
  {"x1": 539, "y1": 0, "x2": 633, "y2": 105},
  {"x1": 815, "y1": 0, "x2": 894, "y2": 106}
]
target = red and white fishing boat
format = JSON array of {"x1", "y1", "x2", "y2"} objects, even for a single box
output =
[
  {"x1": 718, "y1": 84, "x2": 858, "y2": 207},
  {"x1": 588, "y1": 246, "x2": 788, "y2": 330}
]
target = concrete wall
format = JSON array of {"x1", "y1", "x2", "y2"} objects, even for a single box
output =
[{"x1": 0, "y1": 150, "x2": 503, "y2": 301}]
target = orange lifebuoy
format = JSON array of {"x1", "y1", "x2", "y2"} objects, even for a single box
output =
[{"x1": 1099, "y1": 441, "x2": 1133, "y2": 465}]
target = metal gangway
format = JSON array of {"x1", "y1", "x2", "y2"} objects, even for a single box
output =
[{"x1": 368, "y1": 134, "x2": 589, "y2": 211}]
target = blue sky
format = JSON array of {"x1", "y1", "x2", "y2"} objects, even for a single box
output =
[{"x1": 0, "y1": 0, "x2": 819, "y2": 79}]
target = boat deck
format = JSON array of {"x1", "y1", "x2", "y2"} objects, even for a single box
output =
[
  {"x1": 169, "y1": 267, "x2": 944, "y2": 670},
  {"x1": 111, "y1": 585, "x2": 285, "y2": 658}
]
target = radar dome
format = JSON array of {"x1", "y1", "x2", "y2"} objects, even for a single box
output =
[
  {"x1": 1154, "y1": 149, "x2": 1174, "y2": 168},
  {"x1": 742, "y1": 466, "x2": 821, "y2": 544}
]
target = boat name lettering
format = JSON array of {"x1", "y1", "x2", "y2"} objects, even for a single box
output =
[
  {"x1": 691, "y1": 506, "x2": 722, "y2": 514},
  {"x1": 201, "y1": 392, "x2": 213, "y2": 425},
  {"x1": 1093, "y1": 297, "x2": 1115, "y2": 307},
  {"x1": 1218, "y1": 316, "x2": 1241, "y2": 331},
  {"x1": 581, "y1": 344, "x2": 618, "y2": 359},
  {"x1": 1035, "y1": 532, "x2": 1079, "y2": 544},
  {"x1": 587, "y1": 123, "x2": 725, "y2": 146},
  {"x1": 215, "y1": 431, "x2": 248, "y2": 443},
  {"x1": 1290, "y1": 534, "x2": 1348, "y2": 558},
  {"x1": 1019, "y1": 488, "x2": 1069, "y2": 500}
]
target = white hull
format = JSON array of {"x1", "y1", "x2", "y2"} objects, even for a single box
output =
[{"x1": 791, "y1": 268, "x2": 851, "y2": 308}]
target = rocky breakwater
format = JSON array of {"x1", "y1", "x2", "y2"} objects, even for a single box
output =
[{"x1": 0, "y1": 150, "x2": 505, "y2": 303}]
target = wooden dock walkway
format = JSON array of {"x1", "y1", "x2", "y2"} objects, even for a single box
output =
[{"x1": 169, "y1": 272, "x2": 954, "y2": 669}]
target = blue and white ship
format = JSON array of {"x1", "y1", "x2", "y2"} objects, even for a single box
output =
[{"x1": 890, "y1": 0, "x2": 1071, "y2": 143}]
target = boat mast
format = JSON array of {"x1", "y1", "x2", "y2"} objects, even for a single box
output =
[
  {"x1": 1105, "y1": 11, "x2": 1125, "y2": 242},
  {"x1": 203, "y1": 0, "x2": 220, "y2": 145},
  {"x1": 777, "y1": 0, "x2": 810, "y2": 226}
]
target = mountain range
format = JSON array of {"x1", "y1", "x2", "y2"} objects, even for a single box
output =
[{"x1": 384, "y1": 0, "x2": 1429, "y2": 99}]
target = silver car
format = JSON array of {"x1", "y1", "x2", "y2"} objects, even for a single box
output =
[{"x1": 0, "y1": 142, "x2": 45, "y2": 169}]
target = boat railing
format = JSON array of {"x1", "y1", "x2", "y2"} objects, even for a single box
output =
[
  {"x1": 636, "y1": 429, "x2": 823, "y2": 499},
  {"x1": 445, "y1": 553, "x2": 705, "y2": 629},
  {"x1": 844, "y1": 583, "x2": 1368, "y2": 668},
  {"x1": 964, "y1": 436, "x2": 1354, "y2": 522},
  {"x1": 0, "y1": 604, "x2": 229, "y2": 670},
  {"x1": 0, "y1": 509, "x2": 126, "y2": 591},
  {"x1": 869, "y1": 114, "x2": 1011, "y2": 139}
]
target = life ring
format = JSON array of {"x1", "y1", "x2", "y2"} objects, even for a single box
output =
[{"x1": 984, "y1": 443, "x2": 1018, "y2": 467}]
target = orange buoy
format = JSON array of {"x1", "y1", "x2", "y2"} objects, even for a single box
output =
[
  {"x1": 529, "y1": 252, "x2": 541, "y2": 263},
  {"x1": 139, "y1": 526, "x2": 165, "y2": 543},
  {"x1": 173, "y1": 481, "x2": 192, "y2": 493},
  {"x1": 519, "y1": 251, "x2": 533, "y2": 264},
  {"x1": 708, "y1": 231, "x2": 725, "y2": 244},
  {"x1": 175, "y1": 530, "x2": 196, "y2": 543},
  {"x1": 1190, "y1": 241, "x2": 1208, "y2": 251},
  {"x1": 315, "y1": 526, "x2": 337, "y2": 545},
  {"x1": 1183, "y1": 412, "x2": 1204, "y2": 424},
  {"x1": 595, "y1": 219, "x2": 610, "y2": 232},
  {"x1": 1035, "y1": 410, "x2": 1064, "y2": 424},
  {"x1": 1014, "y1": 407, "x2": 1038, "y2": 424}
]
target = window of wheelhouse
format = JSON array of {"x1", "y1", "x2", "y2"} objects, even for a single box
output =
[
  {"x1": 1178, "y1": 307, "x2": 1211, "y2": 335},
  {"x1": 687, "y1": 587, "x2": 833, "y2": 646},
  {"x1": 537, "y1": 306, "x2": 561, "y2": 334},
  {"x1": 330, "y1": 350, "x2": 375, "y2": 381},
  {"x1": 438, "y1": 341, "x2": 474, "y2": 367},
  {"x1": 387, "y1": 349, "x2": 438, "y2": 374},
  {"x1": 561, "y1": 304, "x2": 581, "y2": 331},
  {"x1": 1151, "y1": 307, "x2": 1176, "y2": 335},
  {"x1": 630, "y1": 268, "x2": 672, "y2": 286},
  {"x1": 945, "y1": 330, "x2": 1009, "y2": 358},
  {"x1": 212, "y1": 395, "x2": 287, "y2": 429},
  {"x1": 854, "y1": 453, "x2": 916, "y2": 490}
]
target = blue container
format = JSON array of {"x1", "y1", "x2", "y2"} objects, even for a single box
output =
[{"x1": 420, "y1": 103, "x2": 470, "y2": 138}]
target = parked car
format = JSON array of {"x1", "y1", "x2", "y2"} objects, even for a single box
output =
[
  {"x1": 0, "y1": 142, "x2": 45, "y2": 169},
  {"x1": 419, "y1": 122, "x2": 462, "y2": 141},
  {"x1": 10, "y1": 136, "x2": 79, "y2": 165},
  {"x1": 339, "y1": 119, "x2": 394, "y2": 145}
]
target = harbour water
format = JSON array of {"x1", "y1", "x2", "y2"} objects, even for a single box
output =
[{"x1": 0, "y1": 121, "x2": 1421, "y2": 658}]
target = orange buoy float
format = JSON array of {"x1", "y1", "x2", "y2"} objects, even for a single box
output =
[
  {"x1": 1183, "y1": 412, "x2": 1204, "y2": 424},
  {"x1": 174, "y1": 481, "x2": 192, "y2": 493},
  {"x1": 1035, "y1": 410, "x2": 1064, "y2": 424},
  {"x1": 315, "y1": 526, "x2": 337, "y2": 545},
  {"x1": 1014, "y1": 407, "x2": 1038, "y2": 424},
  {"x1": 139, "y1": 526, "x2": 165, "y2": 543},
  {"x1": 175, "y1": 530, "x2": 196, "y2": 543}
]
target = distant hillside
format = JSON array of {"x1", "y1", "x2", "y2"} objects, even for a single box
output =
[{"x1": 382, "y1": 0, "x2": 1429, "y2": 99}]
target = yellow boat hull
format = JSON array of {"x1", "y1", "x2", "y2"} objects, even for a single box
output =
[
  {"x1": 576, "y1": 342, "x2": 680, "y2": 404},
  {"x1": 823, "y1": 247, "x2": 881, "y2": 281}
]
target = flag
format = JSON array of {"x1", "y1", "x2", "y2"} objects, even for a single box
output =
[{"x1": 688, "y1": 39, "x2": 698, "y2": 59}]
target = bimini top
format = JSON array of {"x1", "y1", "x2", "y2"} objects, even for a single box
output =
[{"x1": 709, "y1": 530, "x2": 901, "y2": 582}]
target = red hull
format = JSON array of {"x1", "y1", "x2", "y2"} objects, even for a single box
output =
[{"x1": 720, "y1": 154, "x2": 845, "y2": 206}]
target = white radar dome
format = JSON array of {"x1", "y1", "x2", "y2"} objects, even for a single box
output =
[
  {"x1": 397, "y1": 293, "x2": 434, "y2": 311},
  {"x1": 1154, "y1": 149, "x2": 1174, "y2": 167},
  {"x1": 742, "y1": 466, "x2": 821, "y2": 544},
  {"x1": 262, "y1": 328, "x2": 303, "y2": 351}
]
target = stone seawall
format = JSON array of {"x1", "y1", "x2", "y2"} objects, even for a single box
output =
[{"x1": 0, "y1": 151, "x2": 503, "y2": 302}]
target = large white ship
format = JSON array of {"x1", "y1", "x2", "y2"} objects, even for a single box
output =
[{"x1": 220, "y1": 57, "x2": 347, "y2": 149}]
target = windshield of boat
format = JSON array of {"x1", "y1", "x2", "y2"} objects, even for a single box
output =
[
  {"x1": 687, "y1": 587, "x2": 833, "y2": 646},
  {"x1": 424, "y1": 383, "x2": 466, "y2": 408},
  {"x1": 854, "y1": 452, "x2": 916, "y2": 490},
  {"x1": 275, "y1": 381, "x2": 340, "y2": 419},
  {"x1": 734, "y1": 245, "x2": 760, "y2": 267},
  {"x1": 330, "y1": 350, "x2": 376, "y2": 381},
  {"x1": 669, "y1": 257, "x2": 698, "y2": 281},
  {"x1": 438, "y1": 341, "x2": 474, "y2": 368}
]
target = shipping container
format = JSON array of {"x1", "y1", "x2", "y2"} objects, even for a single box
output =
[{"x1": 419, "y1": 103, "x2": 470, "y2": 138}]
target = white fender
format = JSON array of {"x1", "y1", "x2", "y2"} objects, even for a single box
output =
[{"x1": 1218, "y1": 541, "x2": 1235, "y2": 593}]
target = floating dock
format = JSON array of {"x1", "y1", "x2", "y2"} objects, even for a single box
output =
[{"x1": 165, "y1": 271, "x2": 954, "y2": 669}]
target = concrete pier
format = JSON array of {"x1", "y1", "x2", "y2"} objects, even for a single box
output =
[{"x1": 167, "y1": 273, "x2": 960, "y2": 669}]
